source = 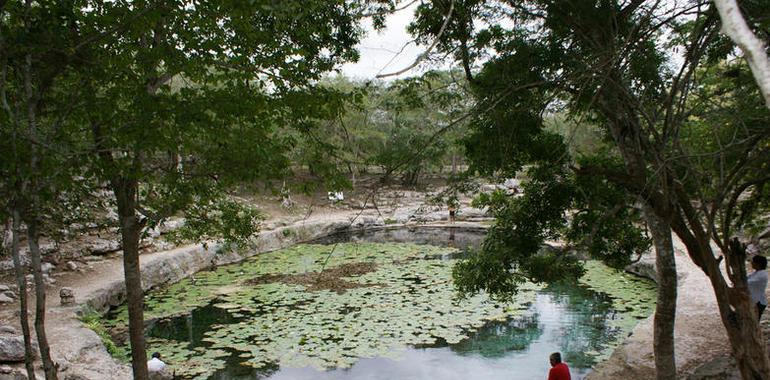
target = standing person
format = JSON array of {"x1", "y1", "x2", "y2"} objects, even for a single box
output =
[
  {"x1": 447, "y1": 195, "x2": 459, "y2": 223},
  {"x1": 748, "y1": 255, "x2": 768, "y2": 320},
  {"x1": 548, "y1": 352, "x2": 571, "y2": 380}
]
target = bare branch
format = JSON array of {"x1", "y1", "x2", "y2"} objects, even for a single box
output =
[
  {"x1": 356, "y1": 0, "x2": 418, "y2": 18},
  {"x1": 376, "y1": 1, "x2": 455, "y2": 79}
]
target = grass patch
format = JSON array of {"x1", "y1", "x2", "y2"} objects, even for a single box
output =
[{"x1": 79, "y1": 309, "x2": 130, "y2": 362}]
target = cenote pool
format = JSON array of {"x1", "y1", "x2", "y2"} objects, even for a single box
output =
[{"x1": 103, "y1": 228, "x2": 656, "y2": 380}]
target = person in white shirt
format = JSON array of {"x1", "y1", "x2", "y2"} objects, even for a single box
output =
[
  {"x1": 147, "y1": 352, "x2": 167, "y2": 372},
  {"x1": 748, "y1": 255, "x2": 768, "y2": 320}
]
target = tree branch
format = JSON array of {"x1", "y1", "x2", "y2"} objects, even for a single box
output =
[
  {"x1": 356, "y1": 0, "x2": 418, "y2": 18},
  {"x1": 376, "y1": 0, "x2": 455, "y2": 79},
  {"x1": 713, "y1": 0, "x2": 770, "y2": 108}
]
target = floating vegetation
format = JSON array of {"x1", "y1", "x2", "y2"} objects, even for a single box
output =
[
  {"x1": 101, "y1": 242, "x2": 656, "y2": 379},
  {"x1": 245, "y1": 261, "x2": 380, "y2": 293}
]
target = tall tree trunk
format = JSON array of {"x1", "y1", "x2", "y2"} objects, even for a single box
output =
[
  {"x1": 112, "y1": 178, "x2": 149, "y2": 380},
  {"x1": 643, "y1": 206, "x2": 677, "y2": 380},
  {"x1": 11, "y1": 209, "x2": 35, "y2": 380},
  {"x1": 26, "y1": 219, "x2": 57, "y2": 380}
]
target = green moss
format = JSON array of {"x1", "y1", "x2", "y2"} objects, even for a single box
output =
[{"x1": 79, "y1": 309, "x2": 130, "y2": 362}]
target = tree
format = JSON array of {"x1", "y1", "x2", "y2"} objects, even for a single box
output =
[
  {"x1": 410, "y1": 1, "x2": 770, "y2": 378},
  {"x1": 314, "y1": 71, "x2": 472, "y2": 187},
  {"x1": 0, "y1": 2, "x2": 100, "y2": 378},
  {"x1": 3, "y1": 0, "x2": 398, "y2": 378},
  {"x1": 69, "y1": 2, "x2": 366, "y2": 379}
]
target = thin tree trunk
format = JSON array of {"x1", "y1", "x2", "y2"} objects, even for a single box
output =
[
  {"x1": 19, "y1": 4, "x2": 56, "y2": 377},
  {"x1": 26, "y1": 219, "x2": 57, "y2": 380},
  {"x1": 643, "y1": 206, "x2": 677, "y2": 380},
  {"x1": 11, "y1": 209, "x2": 35, "y2": 380},
  {"x1": 712, "y1": 274, "x2": 769, "y2": 380},
  {"x1": 112, "y1": 178, "x2": 149, "y2": 380},
  {"x1": 676, "y1": 229, "x2": 770, "y2": 379}
]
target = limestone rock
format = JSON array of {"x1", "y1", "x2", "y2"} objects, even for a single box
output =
[
  {"x1": 40, "y1": 263, "x2": 54, "y2": 274},
  {"x1": 0, "y1": 295, "x2": 13, "y2": 305},
  {"x1": 63, "y1": 374, "x2": 90, "y2": 380},
  {"x1": 60, "y1": 288, "x2": 75, "y2": 306},
  {"x1": 688, "y1": 356, "x2": 740, "y2": 380},
  {"x1": 86, "y1": 238, "x2": 121, "y2": 255},
  {"x1": 625, "y1": 251, "x2": 658, "y2": 283},
  {"x1": 0, "y1": 336, "x2": 27, "y2": 362},
  {"x1": 1, "y1": 293, "x2": 15, "y2": 300},
  {"x1": 0, "y1": 286, "x2": 9, "y2": 292},
  {"x1": 0, "y1": 368, "x2": 27, "y2": 380},
  {"x1": 158, "y1": 218, "x2": 184, "y2": 234},
  {"x1": 65, "y1": 261, "x2": 78, "y2": 271},
  {"x1": 0, "y1": 327, "x2": 16, "y2": 335},
  {"x1": 149, "y1": 370, "x2": 173, "y2": 380}
]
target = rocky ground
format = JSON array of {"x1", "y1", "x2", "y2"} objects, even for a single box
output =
[{"x1": 0, "y1": 177, "x2": 764, "y2": 379}]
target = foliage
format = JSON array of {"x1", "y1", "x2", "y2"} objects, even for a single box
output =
[
  {"x1": 410, "y1": 1, "x2": 770, "y2": 375},
  {"x1": 309, "y1": 71, "x2": 472, "y2": 186},
  {"x1": 79, "y1": 310, "x2": 129, "y2": 362}
]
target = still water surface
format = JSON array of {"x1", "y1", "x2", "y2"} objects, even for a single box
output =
[{"x1": 139, "y1": 228, "x2": 648, "y2": 380}]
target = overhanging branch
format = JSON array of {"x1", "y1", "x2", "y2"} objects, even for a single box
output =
[{"x1": 713, "y1": 0, "x2": 770, "y2": 108}]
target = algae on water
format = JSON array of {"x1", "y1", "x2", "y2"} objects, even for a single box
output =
[{"x1": 101, "y1": 242, "x2": 655, "y2": 379}]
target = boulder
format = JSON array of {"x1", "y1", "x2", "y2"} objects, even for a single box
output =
[
  {"x1": 688, "y1": 356, "x2": 740, "y2": 380},
  {"x1": 40, "y1": 263, "x2": 54, "y2": 274},
  {"x1": 0, "y1": 368, "x2": 27, "y2": 380},
  {"x1": 0, "y1": 328, "x2": 16, "y2": 335},
  {"x1": 59, "y1": 288, "x2": 75, "y2": 306},
  {"x1": 625, "y1": 251, "x2": 658, "y2": 283},
  {"x1": 0, "y1": 336, "x2": 28, "y2": 362},
  {"x1": 149, "y1": 370, "x2": 173, "y2": 380},
  {"x1": 0, "y1": 295, "x2": 13, "y2": 305},
  {"x1": 0, "y1": 286, "x2": 9, "y2": 293},
  {"x1": 63, "y1": 374, "x2": 90, "y2": 380},
  {"x1": 64, "y1": 373, "x2": 89, "y2": 380},
  {"x1": 86, "y1": 238, "x2": 121, "y2": 255},
  {"x1": 1, "y1": 293, "x2": 15, "y2": 300}
]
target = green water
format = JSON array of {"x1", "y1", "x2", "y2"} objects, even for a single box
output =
[{"x1": 103, "y1": 229, "x2": 656, "y2": 380}]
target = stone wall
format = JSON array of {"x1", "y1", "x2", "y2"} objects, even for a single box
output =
[{"x1": 81, "y1": 220, "x2": 352, "y2": 314}]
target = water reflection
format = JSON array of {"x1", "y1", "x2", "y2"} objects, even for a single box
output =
[
  {"x1": 148, "y1": 282, "x2": 618, "y2": 380},
  {"x1": 141, "y1": 228, "x2": 645, "y2": 380}
]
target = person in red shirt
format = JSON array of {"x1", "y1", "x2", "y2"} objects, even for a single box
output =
[{"x1": 548, "y1": 352, "x2": 571, "y2": 380}]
